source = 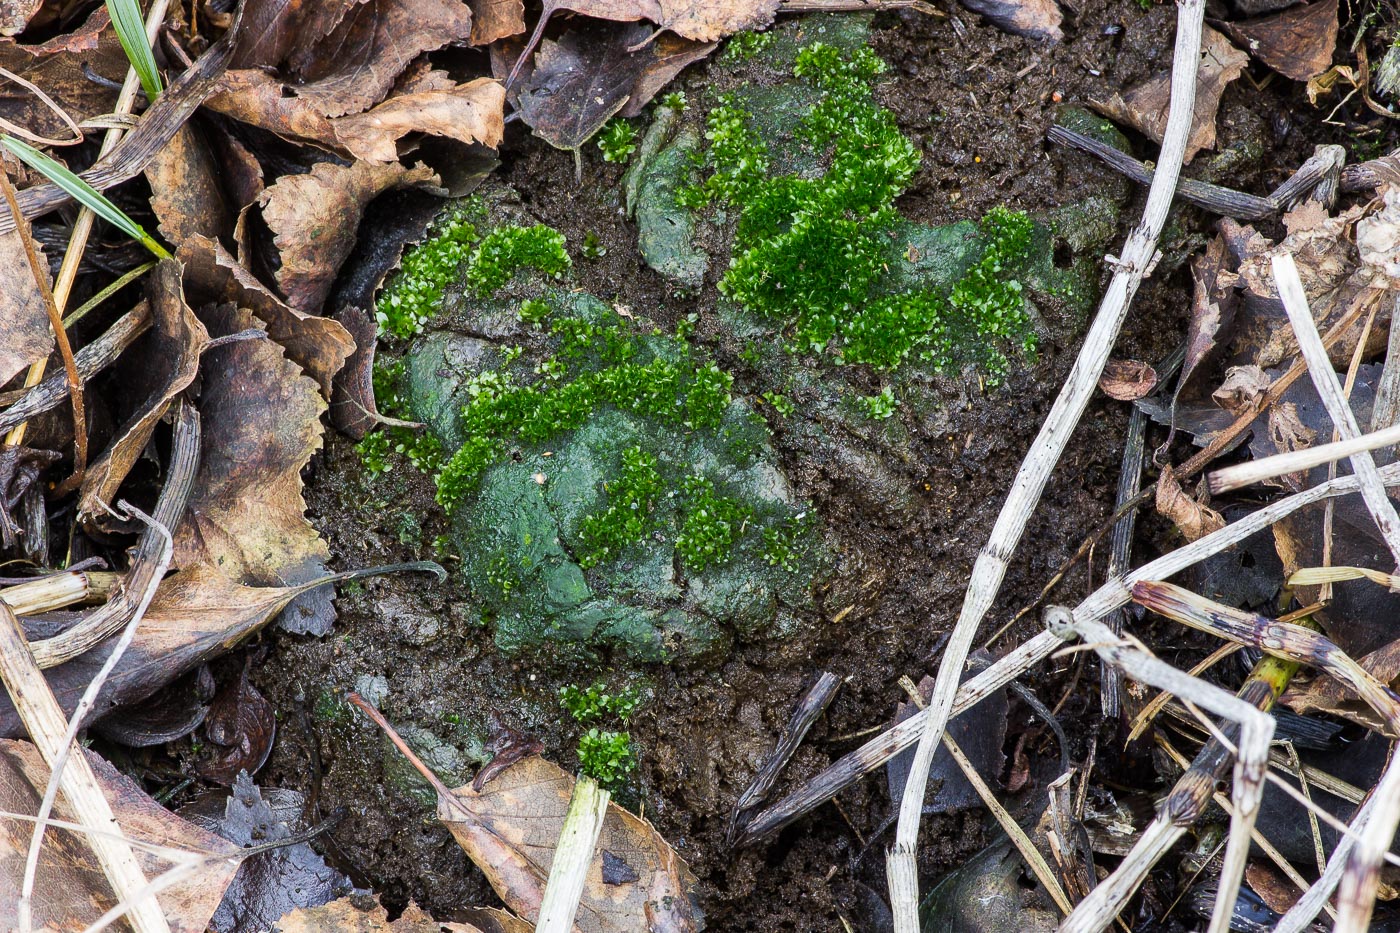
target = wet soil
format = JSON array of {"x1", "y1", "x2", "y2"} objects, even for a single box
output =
[{"x1": 242, "y1": 3, "x2": 1389, "y2": 930}]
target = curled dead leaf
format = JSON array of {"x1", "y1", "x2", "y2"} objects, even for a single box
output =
[
  {"x1": 1090, "y1": 27, "x2": 1247, "y2": 163},
  {"x1": 335, "y1": 76, "x2": 506, "y2": 162},
  {"x1": 0, "y1": 221, "x2": 51, "y2": 386},
  {"x1": 1156, "y1": 467, "x2": 1225, "y2": 542},
  {"x1": 0, "y1": 7, "x2": 126, "y2": 143},
  {"x1": 1212, "y1": 364, "x2": 1270, "y2": 414},
  {"x1": 957, "y1": 0, "x2": 1061, "y2": 41},
  {"x1": 256, "y1": 160, "x2": 439, "y2": 313},
  {"x1": 1098, "y1": 358, "x2": 1158, "y2": 401},
  {"x1": 470, "y1": 0, "x2": 526, "y2": 45},
  {"x1": 1265, "y1": 401, "x2": 1316, "y2": 491},
  {"x1": 1219, "y1": 0, "x2": 1337, "y2": 82},
  {"x1": 0, "y1": 737, "x2": 239, "y2": 930}
]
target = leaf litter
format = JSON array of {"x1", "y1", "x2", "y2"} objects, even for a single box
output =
[{"x1": 0, "y1": 0, "x2": 1398, "y2": 929}]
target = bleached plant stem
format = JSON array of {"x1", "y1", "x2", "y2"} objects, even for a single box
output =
[
  {"x1": 1273, "y1": 251, "x2": 1400, "y2": 565},
  {"x1": 1337, "y1": 755, "x2": 1400, "y2": 929},
  {"x1": 534, "y1": 774, "x2": 609, "y2": 933},
  {"x1": 19, "y1": 503, "x2": 173, "y2": 930},
  {"x1": 884, "y1": 2, "x2": 1205, "y2": 924},
  {"x1": 1209, "y1": 419, "x2": 1400, "y2": 493},
  {"x1": 0, "y1": 599, "x2": 169, "y2": 933},
  {"x1": 1048, "y1": 609, "x2": 1273, "y2": 933}
]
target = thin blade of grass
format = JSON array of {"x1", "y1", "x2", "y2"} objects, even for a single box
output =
[
  {"x1": 0, "y1": 137, "x2": 169, "y2": 259},
  {"x1": 105, "y1": 0, "x2": 163, "y2": 102}
]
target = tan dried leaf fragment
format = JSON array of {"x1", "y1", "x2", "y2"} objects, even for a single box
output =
[{"x1": 1156, "y1": 467, "x2": 1225, "y2": 542}]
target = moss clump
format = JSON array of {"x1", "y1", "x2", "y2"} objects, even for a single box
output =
[
  {"x1": 722, "y1": 29, "x2": 777, "y2": 62},
  {"x1": 577, "y1": 728, "x2": 637, "y2": 786},
  {"x1": 597, "y1": 118, "x2": 639, "y2": 163},
  {"x1": 676, "y1": 474, "x2": 753, "y2": 572},
  {"x1": 578, "y1": 446, "x2": 663, "y2": 568},
  {"x1": 560, "y1": 682, "x2": 643, "y2": 721},
  {"x1": 434, "y1": 307, "x2": 734, "y2": 511},
  {"x1": 376, "y1": 208, "x2": 480, "y2": 339},
  {"x1": 683, "y1": 42, "x2": 1037, "y2": 380},
  {"x1": 464, "y1": 224, "x2": 571, "y2": 298},
  {"x1": 355, "y1": 358, "x2": 445, "y2": 477}
]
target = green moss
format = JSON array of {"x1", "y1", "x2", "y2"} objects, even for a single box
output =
[
  {"x1": 464, "y1": 224, "x2": 571, "y2": 298},
  {"x1": 578, "y1": 446, "x2": 663, "y2": 568},
  {"x1": 434, "y1": 310, "x2": 735, "y2": 511},
  {"x1": 722, "y1": 29, "x2": 776, "y2": 62},
  {"x1": 376, "y1": 209, "x2": 480, "y2": 338},
  {"x1": 858, "y1": 385, "x2": 898, "y2": 420},
  {"x1": 560, "y1": 682, "x2": 643, "y2": 723},
  {"x1": 356, "y1": 358, "x2": 447, "y2": 478},
  {"x1": 676, "y1": 474, "x2": 753, "y2": 572},
  {"x1": 597, "y1": 118, "x2": 639, "y2": 163},
  {"x1": 577, "y1": 728, "x2": 637, "y2": 787},
  {"x1": 683, "y1": 43, "x2": 1036, "y2": 379}
]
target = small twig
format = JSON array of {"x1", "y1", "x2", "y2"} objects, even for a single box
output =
[
  {"x1": 1273, "y1": 252, "x2": 1400, "y2": 566},
  {"x1": 886, "y1": 3, "x2": 1206, "y2": 923},
  {"x1": 1208, "y1": 419, "x2": 1400, "y2": 493}
]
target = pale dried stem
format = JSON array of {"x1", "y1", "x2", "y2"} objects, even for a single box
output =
[
  {"x1": 1048, "y1": 609, "x2": 1273, "y2": 933},
  {"x1": 0, "y1": 571, "x2": 114, "y2": 615},
  {"x1": 535, "y1": 775, "x2": 609, "y2": 933},
  {"x1": 1209, "y1": 419, "x2": 1400, "y2": 493},
  {"x1": 1273, "y1": 251, "x2": 1400, "y2": 564},
  {"x1": 885, "y1": 2, "x2": 1206, "y2": 922},
  {"x1": 0, "y1": 597, "x2": 169, "y2": 933},
  {"x1": 3, "y1": 0, "x2": 170, "y2": 448},
  {"x1": 20, "y1": 502, "x2": 173, "y2": 928}
]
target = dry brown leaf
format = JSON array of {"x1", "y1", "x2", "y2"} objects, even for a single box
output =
[
  {"x1": 1090, "y1": 26, "x2": 1247, "y2": 163},
  {"x1": 1264, "y1": 401, "x2": 1316, "y2": 490},
  {"x1": 206, "y1": 69, "x2": 340, "y2": 149},
  {"x1": 1212, "y1": 364, "x2": 1270, "y2": 413},
  {"x1": 517, "y1": 21, "x2": 712, "y2": 150},
  {"x1": 173, "y1": 305, "x2": 334, "y2": 635},
  {"x1": 1156, "y1": 467, "x2": 1224, "y2": 542},
  {"x1": 1357, "y1": 184, "x2": 1400, "y2": 281},
  {"x1": 1179, "y1": 234, "x2": 1238, "y2": 392},
  {"x1": 0, "y1": 7, "x2": 126, "y2": 142},
  {"x1": 0, "y1": 567, "x2": 342, "y2": 738},
  {"x1": 78, "y1": 261, "x2": 209, "y2": 523},
  {"x1": 178, "y1": 234, "x2": 355, "y2": 396},
  {"x1": 231, "y1": 0, "x2": 362, "y2": 70},
  {"x1": 1220, "y1": 0, "x2": 1337, "y2": 82},
  {"x1": 285, "y1": 0, "x2": 476, "y2": 118},
  {"x1": 957, "y1": 0, "x2": 1061, "y2": 42},
  {"x1": 274, "y1": 897, "x2": 527, "y2": 932},
  {"x1": 1098, "y1": 358, "x2": 1158, "y2": 400},
  {"x1": 1245, "y1": 861, "x2": 1302, "y2": 914},
  {"x1": 257, "y1": 160, "x2": 439, "y2": 313},
  {"x1": 470, "y1": 0, "x2": 525, "y2": 45},
  {"x1": 334, "y1": 76, "x2": 506, "y2": 162},
  {"x1": 0, "y1": 0, "x2": 41, "y2": 35},
  {"x1": 0, "y1": 226, "x2": 51, "y2": 387},
  {"x1": 329, "y1": 305, "x2": 381, "y2": 440},
  {"x1": 0, "y1": 737, "x2": 239, "y2": 930},
  {"x1": 145, "y1": 123, "x2": 234, "y2": 246}
]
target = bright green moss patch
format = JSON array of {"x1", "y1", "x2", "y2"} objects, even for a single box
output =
[
  {"x1": 597, "y1": 118, "x2": 639, "y2": 163},
  {"x1": 560, "y1": 682, "x2": 643, "y2": 721},
  {"x1": 578, "y1": 446, "x2": 663, "y2": 568},
  {"x1": 676, "y1": 475, "x2": 753, "y2": 572},
  {"x1": 577, "y1": 728, "x2": 637, "y2": 787},
  {"x1": 464, "y1": 224, "x2": 571, "y2": 298},
  {"x1": 376, "y1": 207, "x2": 480, "y2": 339},
  {"x1": 682, "y1": 43, "x2": 1037, "y2": 380}
]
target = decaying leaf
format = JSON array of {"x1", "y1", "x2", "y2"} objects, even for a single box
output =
[
  {"x1": 1156, "y1": 466, "x2": 1225, "y2": 542},
  {"x1": 197, "y1": 655, "x2": 277, "y2": 784},
  {"x1": 334, "y1": 76, "x2": 506, "y2": 163},
  {"x1": 273, "y1": 897, "x2": 529, "y2": 933},
  {"x1": 1179, "y1": 234, "x2": 1238, "y2": 393},
  {"x1": 0, "y1": 0, "x2": 41, "y2": 36},
  {"x1": 0, "y1": 7, "x2": 127, "y2": 142},
  {"x1": 178, "y1": 234, "x2": 355, "y2": 397},
  {"x1": 358, "y1": 698, "x2": 698, "y2": 933},
  {"x1": 230, "y1": 0, "x2": 362, "y2": 71},
  {"x1": 1357, "y1": 183, "x2": 1400, "y2": 281},
  {"x1": 78, "y1": 261, "x2": 210, "y2": 523},
  {"x1": 1098, "y1": 358, "x2": 1158, "y2": 401},
  {"x1": 182, "y1": 772, "x2": 352, "y2": 933},
  {"x1": 1091, "y1": 26, "x2": 1248, "y2": 162},
  {"x1": 256, "y1": 159, "x2": 439, "y2": 313},
  {"x1": 1220, "y1": 0, "x2": 1338, "y2": 82},
  {"x1": 0, "y1": 225, "x2": 51, "y2": 387},
  {"x1": 517, "y1": 22, "x2": 713, "y2": 151},
  {"x1": 329, "y1": 305, "x2": 382, "y2": 439},
  {"x1": 1264, "y1": 401, "x2": 1315, "y2": 490},
  {"x1": 284, "y1": 0, "x2": 476, "y2": 118},
  {"x1": 469, "y1": 0, "x2": 526, "y2": 45},
  {"x1": 145, "y1": 123, "x2": 235, "y2": 247},
  {"x1": 0, "y1": 737, "x2": 239, "y2": 930},
  {"x1": 957, "y1": 0, "x2": 1061, "y2": 42},
  {"x1": 206, "y1": 69, "x2": 340, "y2": 149},
  {"x1": 93, "y1": 667, "x2": 216, "y2": 748},
  {"x1": 1211, "y1": 364, "x2": 1269, "y2": 414},
  {"x1": 173, "y1": 305, "x2": 334, "y2": 635},
  {"x1": 887, "y1": 663, "x2": 1006, "y2": 814}
]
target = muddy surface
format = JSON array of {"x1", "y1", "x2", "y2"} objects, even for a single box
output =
[{"x1": 231, "y1": 2, "x2": 1380, "y2": 929}]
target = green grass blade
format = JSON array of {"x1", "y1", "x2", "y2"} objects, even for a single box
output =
[
  {"x1": 105, "y1": 0, "x2": 163, "y2": 101},
  {"x1": 1, "y1": 137, "x2": 170, "y2": 259}
]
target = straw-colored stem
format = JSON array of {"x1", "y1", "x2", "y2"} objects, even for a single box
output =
[{"x1": 535, "y1": 775, "x2": 610, "y2": 933}]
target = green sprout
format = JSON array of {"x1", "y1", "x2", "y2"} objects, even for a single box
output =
[
  {"x1": 676, "y1": 474, "x2": 753, "y2": 572},
  {"x1": 106, "y1": 0, "x2": 163, "y2": 101},
  {"x1": 577, "y1": 728, "x2": 637, "y2": 787},
  {"x1": 464, "y1": 224, "x2": 571, "y2": 297},
  {"x1": 376, "y1": 211, "x2": 478, "y2": 338},
  {"x1": 3, "y1": 137, "x2": 169, "y2": 259},
  {"x1": 560, "y1": 682, "x2": 643, "y2": 723},
  {"x1": 578, "y1": 446, "x2": 663, "y2": 568},
  {"x1": 859, "y1": 386, "x2": 899, "y2": 420},
  {"x1": 597, "y1": 119, "x2": 640, "y2": 163}
]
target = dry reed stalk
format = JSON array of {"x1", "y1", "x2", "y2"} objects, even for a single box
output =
[
  {"x1": 1272, "y1": 251, "x2": 1400, "y2": 563},
  {"x1": 535, "y1": 775, "x2": 609, "y2": 933},
  {"x1": 884, "y1": 2, "x2": 1206, "y2": 923},
  {"x1": 1047, "y1": 608, "x2": 1273, "y2": 933},
  {"x1": 0, "y1": 598, "x2": 169, "y2": 933}
]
